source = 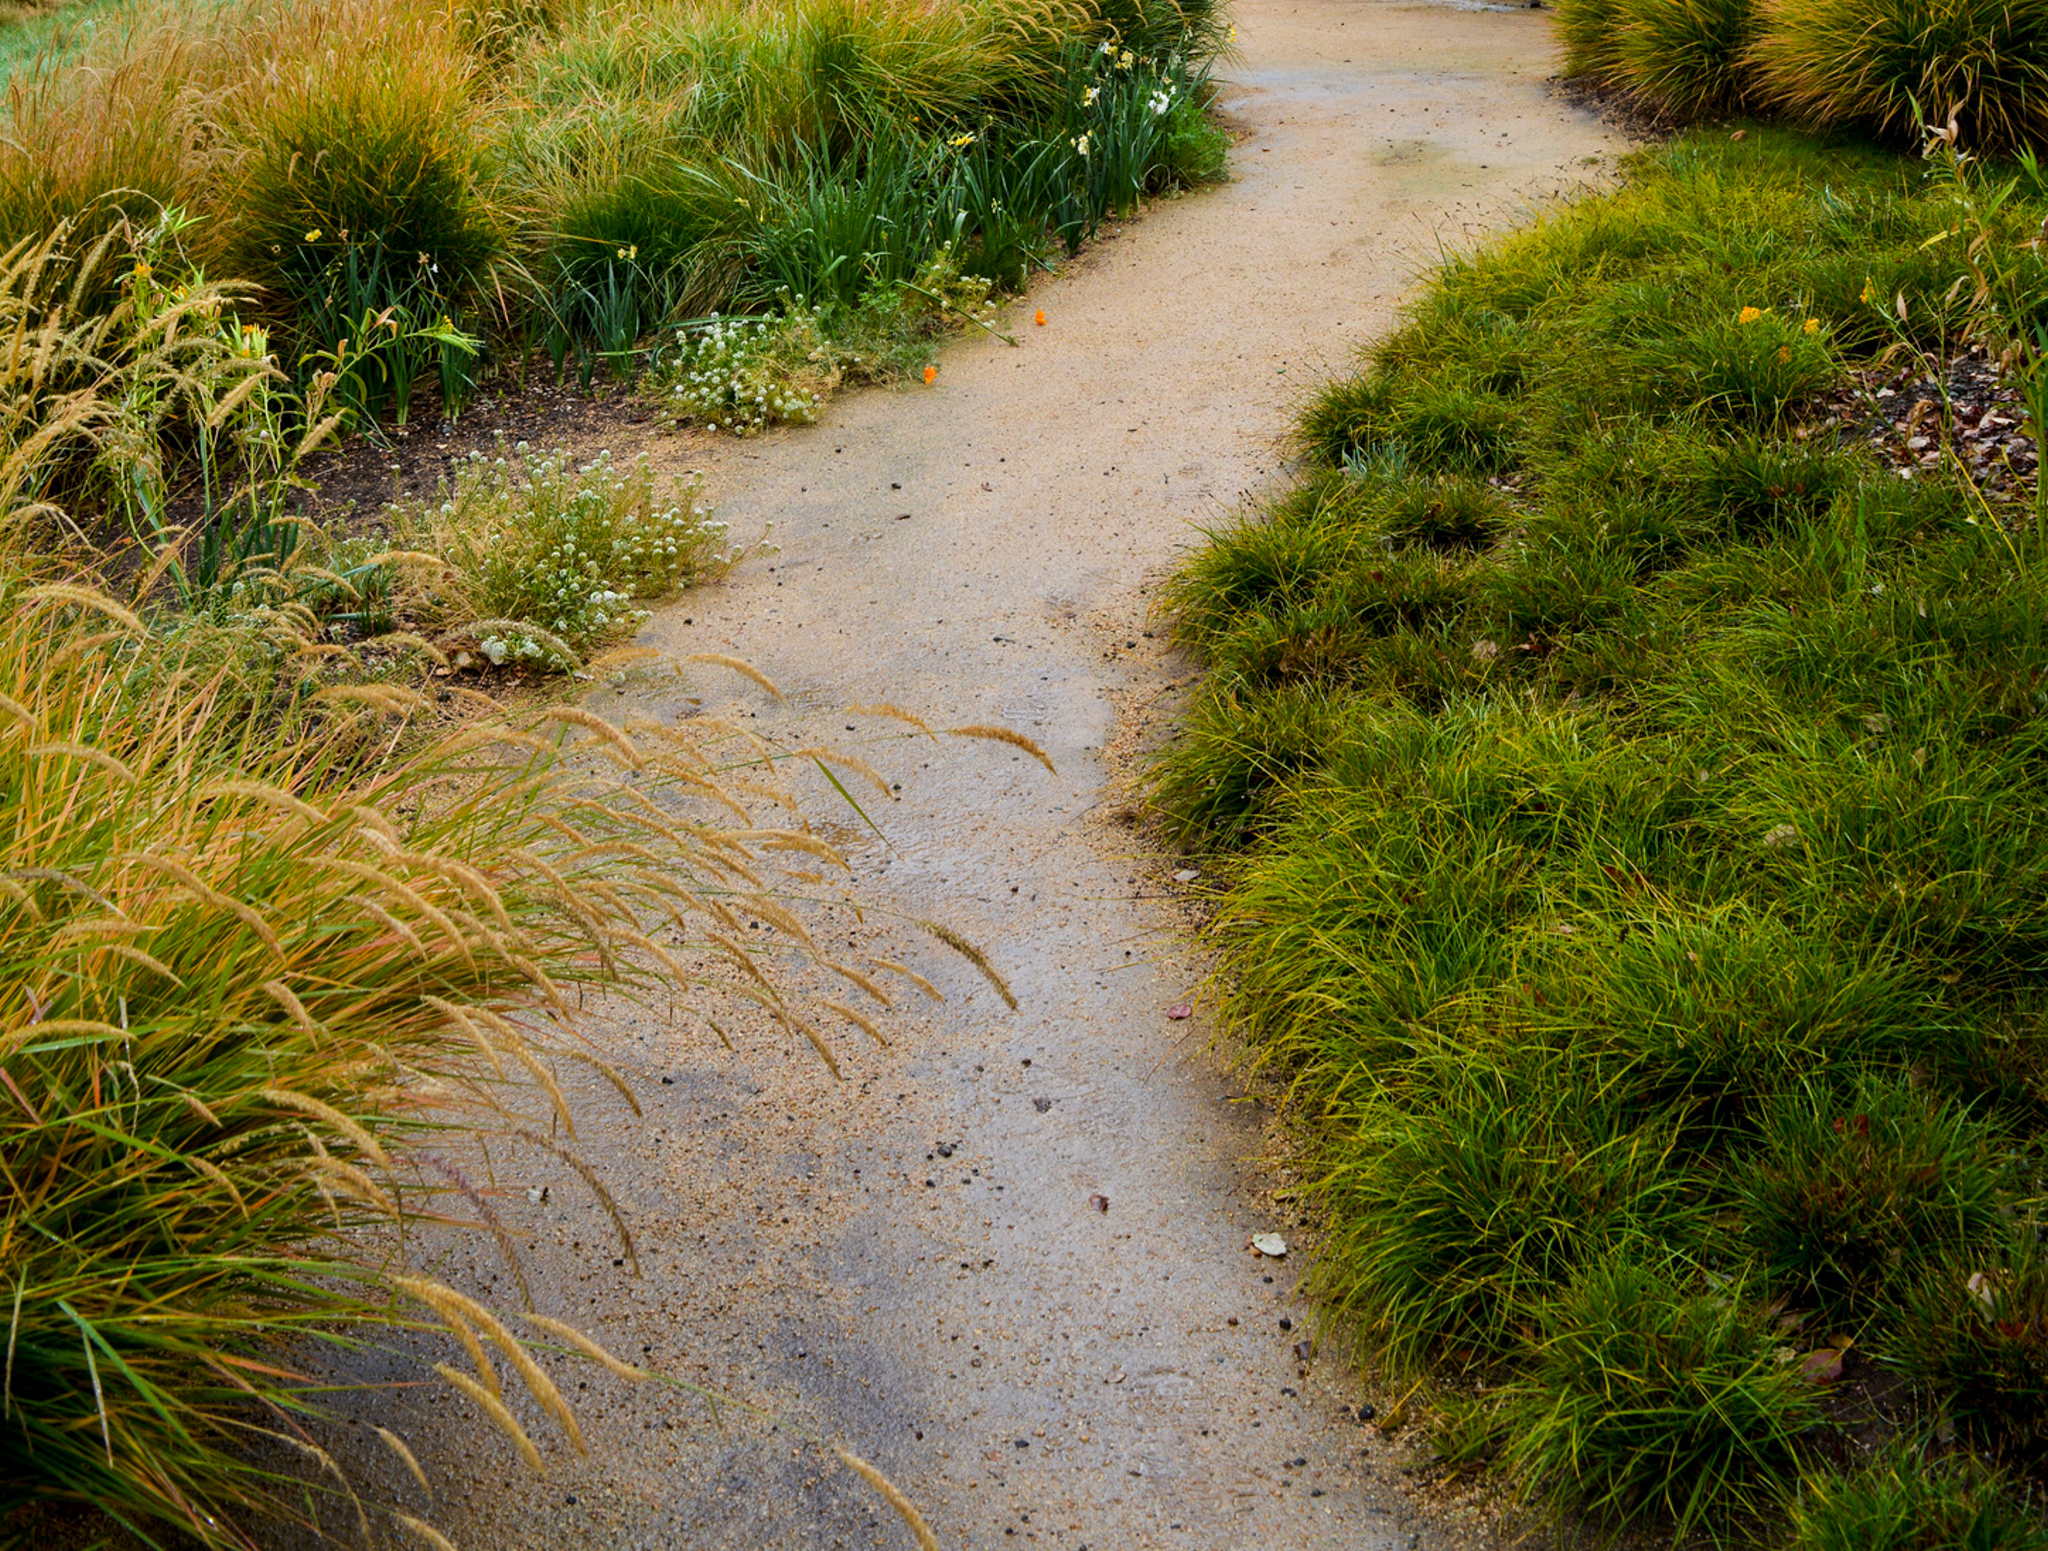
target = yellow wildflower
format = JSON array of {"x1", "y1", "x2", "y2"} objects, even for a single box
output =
[
  {"x1": 1803, "y1": 317, "x2": 1820, "y2": 334},
  {"x1": 1738, "y1": 306, "x2": 1764, "y2": 324},
  {"x1": 304, "y1": 229, "x2": 322, "y2": 243}
]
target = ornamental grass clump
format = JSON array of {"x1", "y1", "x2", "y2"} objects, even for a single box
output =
[
  {"x1": 1612, "y1": 0, "x2": 1755, "y2": 121},
  {"x1": 0, "y1": 0, "x2": 1232, "y2": 424},
  {"x1": 1557, "y1": 0, "x2": 2048, "y2": 150},
  {"x1": 1554, "y1": 0, "x2": 1627, "y2": 84},
  {"x1": 1749, "y1": 0, "x2": 2048, "y2": 153},
  {"x1": 212, "y1": 0, "x2": 510, "y2": 347},
  {"x1": 0, "y1": 567, "x2": 901, "y2": 1545},
  {"x1": 0, "y1": 211, "x2": 980, "y2": 1548}
]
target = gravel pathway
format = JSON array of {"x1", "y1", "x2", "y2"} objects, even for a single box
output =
[{"x1": 357, "y1": 6, "x2": 1624, "y2": 1546}]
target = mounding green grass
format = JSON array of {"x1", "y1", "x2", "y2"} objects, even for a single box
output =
[
  {"x1": 1787, "y1": 1450, "x2": 2048, "y2": 1551},
  {"x1": 1152, "y1": 126, "x2": 2048, "y2": 1538}
]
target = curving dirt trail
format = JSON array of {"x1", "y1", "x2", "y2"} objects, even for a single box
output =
[{"x1": 365, "y1": 6, "x2": 1625, "y2": 1547}]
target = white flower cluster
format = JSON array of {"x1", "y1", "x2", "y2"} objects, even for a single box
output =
[
  {"x1": 395, "y1": 440, "x2": 727, "y2": 671},
  {"x1": 660, "y1": 312, "x2": 823, "y2": 435},
  {"x1": 479, "y1": 632, "x2": 552, "y2": 667}
]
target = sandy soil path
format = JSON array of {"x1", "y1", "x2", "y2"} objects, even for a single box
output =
[{"x1": 363, "y1": 6, "x2": 1624, "y2": 1547}]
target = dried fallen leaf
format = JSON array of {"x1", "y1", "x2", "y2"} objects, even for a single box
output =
[{"x1": 1799, "y1": 1347, "x2": 1846, "y2": 1385}]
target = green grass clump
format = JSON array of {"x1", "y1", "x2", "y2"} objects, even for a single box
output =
[
  {"x1": 1322, "y1": 1048, "x2": 1695, "y2": 1372},
  {"x1": 1788, "y1": 1452, "x2": 2048, "y2": 1550},
  {"x1": 1892, "y1": 1230, "x2": 2048, "y2": 1458},
  {"x1": 1153, "y1": 125, "x2": 2048, "y2": 1537},
  {"x1": 1502, "y1": 1252, "x2": 1821, "y2": 1530},
  {"x1": 1737, "y1": 1078, "x2": 2008, "y2": 1322}
]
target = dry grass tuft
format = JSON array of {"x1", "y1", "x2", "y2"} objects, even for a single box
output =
[
  {"x1": 685, "y1": 651, "x2": 785, "y2": 700},
  {"x1": 917, "y1": 918, "x2": 1017, "y2": 1009},
  {"x1": 947, "y1": 722, "x2": 1058, "y2": 775},
  {"x1": 0, "y1": 557, "x2": 979, "y2": 1541},
  {"x1": 847, "y1": 702, "x2": 937, "y2": 737},
  {"x1": 833, "y1": 1446, "x2": 941, "y2": 1551}
]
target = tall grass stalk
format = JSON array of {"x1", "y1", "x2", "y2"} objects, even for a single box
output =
[{"x1": 0, "y1": 561, "x2": 922, "y2": 1542}]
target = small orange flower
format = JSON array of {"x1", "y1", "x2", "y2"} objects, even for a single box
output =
[
  {"x1": 923, "y1": 365, "x2": 938, "y2": 384},
  {"x1": 1738, "y1": 306, "x2": 1764, "y2": 325},
  {"x1": 1035, "y1": 309, "x2": 1047, "y2": 326},
  {"x1": 1803, "y1": 317, "x2": 1821, "y2": 335},
  {"x1": 1777, "y1": 345, "x2": 1792, "y2": 364}
]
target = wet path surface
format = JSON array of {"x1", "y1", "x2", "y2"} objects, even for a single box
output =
[{"x1": 369, "y1": 5, "x2": 1623, "y2": 1546}]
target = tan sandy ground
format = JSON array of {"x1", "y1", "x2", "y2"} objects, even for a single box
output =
[{"x1": 328, "y1": 5, "x2": 1627, "y2": 1547}]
